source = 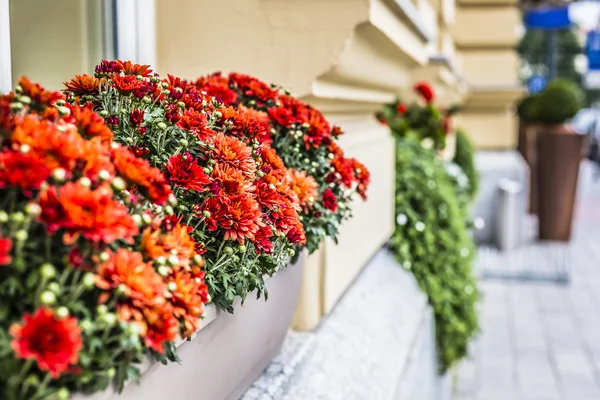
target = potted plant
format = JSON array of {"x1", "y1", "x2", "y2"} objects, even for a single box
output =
[
  {"x1": 534, "y1": 79, "x2": 585, "y2": 241},
  {"x1": 63, "y1": 61, "x2": 307, "y2": 399},
  {"x1": 515, "y1": 93, "x2": 541, "y2": 214}
]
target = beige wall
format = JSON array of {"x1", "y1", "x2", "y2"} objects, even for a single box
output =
[
  {"x1": 453, "y1": 6, "x2": 519, "y2": 47},
  {"x1": 459, "y1": 50, "x2": 519, "y2": 86},
  {"x1": 9, "y1": 0, "x2": 104, "y2": 90},
  {"x1": 460, "y1": 110, "x2": 517, "y2": 149}
]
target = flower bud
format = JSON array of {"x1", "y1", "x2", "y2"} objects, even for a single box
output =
[
  {"x1": 303, "y1": 158, "x2": 310, "y2": 164},
  {"x1": 99, "y1": 110, "x2": 110, "y2": 117},
  {"x1": 203, "y1": 167, "x2": 211, "y2": 175},
  {"x1": 168, "y1": 194, "x2": 178, "y2": 206},
  {"x1": 142, "y1": 96, "x2": 152, "y2": 104},
  {"x1": 11, "y1": 211, "x2": 25, "y2": 223},
  {"x1": 158, "y1": 266, "x2": 170, "y2": 276},
  {"x1": 111, "y1": 177, "x2": 126, "y2": 191},
  {"x1": 193, "y1": 254, "x2": 204, "y2": 265},
  {"x1": 98, "y1": 170, "x2": 111, "y2": 181},
  {"x1": 56, "y1": 307, "x2": 70, "y2": 318},
  {"x1": 47, "y1": 282, "x2": 60, "y2": 293},
  {"x1": 167, "y1": 255, "x2": 180, "y2": 266},
  {"x1": 40, "y1": 263, "x2": 56, "y2": 279},
  {"x1": 165, "y1": 206, "x2": 174, "y2": 216},
  {"x1": 179, "y1": 139, "x2": 189, "y2": 147},
  {"x1": 257, "y1": 171, "x2": 265, "y2": 178},
  {"x1": 56, "y1": 388, "x2": 70, "y2": 400},
  {"x1": 10, "y1": 102, "x2": 23, "y2": 111},
  {"x1": 25, "y1": 202, "x2": 41, "y2": 217},
  {"x1": 157, "y1": 122, "x2": 167, "y2": 130},
  {"x1": 167, "y1": 282, "x2": 177, "y2": 292},
  {"x1": 18, "y1": 95, "x2": 31, "y2": 105},
  {"x1": 107, "y1": 368, "x2": 116, "y2": 378},
  {"x1": 97, "y1": 304, "x2": 108, "y2": 315},
  {"x1": 15, "y1": 229, "x2": 28, "y2": 242},
  {"x1": 79, "y1": 177, "x2": 92, "y2": 187},
  {"x1": 239, "y1": 245, "x2": 246, "y2": 253},
  {"x1": 0, "y1": 211, "x2": 8, "y2": 222},
  {"x1": 80, "y1": 319, "x2": 93, "y2": 332},
  {"x1": 82, "y1": 272, "x2": 96, "y2": 288},
  {"x1": 156, "y1": 256, "x2": 166, "y2": 265},
  {"x1": 102, "y1": 312, "x2": 117, "y2": 325},
  {"x1": 213, "y1": 111, "x2": 222, "y2": 119},
  {"x1": 99, "y1": 252, "x2": 110, "y2": 262},
  {"x1": 288, "y1": 249, "x2": 295, "y2": 257},
  {"x1": 202, "y1": 210, "x2": 211, "y2": 218},
  {"x1": 56, "y1": 106, "x2": 71, "y2": 116},
  {"x1": 132, "y1": 214, "x2": 142, "y2": 226},
  {"x1": 19, "y1": 144, "x2": 30, "y2": 154},
  {"x1": 40, "y1": 291, "x2": 56, "y2": 305},
  {"x1": 142, "y1": 213, "x2": 152, "y2": 224},
  {"x1": 52, "y1": 168, "x2": 67, "y2": 182},
  {"x1": 223, "y1": 246, "x2": 233, "y2": 255}
]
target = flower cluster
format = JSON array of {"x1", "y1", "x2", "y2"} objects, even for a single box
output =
[
  {"x1": 64, "y1": 61, "x2": 305, "y2": 312},
  {"x1": 196, "y1": 73, "x2": 370, "y2": 253},
  {"x1": 0, "y1": 78, "x2": 208, "y2": 399},
  {"x1": 376, "y1": 82, "x2": 450, "y2": 151}
]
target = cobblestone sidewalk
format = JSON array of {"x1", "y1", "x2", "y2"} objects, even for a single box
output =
[{"x1": 455, "y1": 164, "x2": 600, "y2": 400}]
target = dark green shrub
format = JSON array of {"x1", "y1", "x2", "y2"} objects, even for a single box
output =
[
  {"x1": 389, "y1": 139, "x2": 479, "y2": 373},
  {"x1": 516, "y1": 93, "x2": 541, "y2": 123},
  {"x1": 453, "y1": 129, "x2": 480, "y2": 201},
  {"x1": 537, "y1": 79, "x2": 583, "y2": 124}
]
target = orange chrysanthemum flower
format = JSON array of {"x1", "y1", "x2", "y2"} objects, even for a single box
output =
[
  {"x1": 167, "y1": 269, "x2": 208, "y2": 337},
  {"x1": 63, "y1": 74, "x2": 99, "y2": 96},
  {"x1": 111, "y1": 146, "x2": 171, "y2": 204},
  {"x1": 287, "y1": 168, "x2": 318, "y2": 207},
  {"x1": 210, "y1": 163, "x2": 254, "y2": 197},
  {"x1": 11, "y1": 115, "x2": 86, "y2": 172},
  {"x1": 0, "y1": 151, "x2": 51, "y2": 194},
  {"x1": 39, "y1": 183, "x2": 139, "y2": 244},
  {"x1": 165, "y1": 153, "x2": 210, "y2": 192},
  {"x1": 141, "y1": 224, "x2": 197, "y2": 264},
  {"x1": 10, "y1": 307, "x2": 82, "y2": 378},
  {"x1": 116, "y1": 60, "x2": 153, "y2": 77},
  {"x1": 210, "y1": 132, "x2": 257, "y2": 180},
  {"x1": 111, "y1": 74, "x2": 143, "y2": 93},
  {"x1": 201, "y1": 194, "x2": 262, "y2": 243},
  {"x1": 95, "y1": 249, "x2": 178, "y2": 353},
  {"x1": 68, "y1": 104, "x2": 113, "y2": 142},
  {"x1": 259, "y1": 144, "x2": 285, "y2": 171},
  {"x1": 176, "y1": 108, "x2": 215, "y2": 141},
  {"x1": 18, "y1": 77, "x2": 63, "y2": 107}
]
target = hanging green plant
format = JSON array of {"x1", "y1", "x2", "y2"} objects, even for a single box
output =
[
  {"x1": 389, "y1": 139, "x2": 480, "y2": 373},
  {"x1": 453, "y1": 129, "x2": 480, "y2": 202}
]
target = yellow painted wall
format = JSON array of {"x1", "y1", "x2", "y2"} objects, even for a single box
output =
[{"x1": 9, "y1": 0, "x2": 104, "y2": 90}]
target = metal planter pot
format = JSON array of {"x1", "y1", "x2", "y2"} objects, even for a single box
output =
[
  {"x1": 74, "y1": 255, "x2": 304, "y2": 400},
  {"x1": 536, "y1": 131, "x2": 585, "y2": 241}
]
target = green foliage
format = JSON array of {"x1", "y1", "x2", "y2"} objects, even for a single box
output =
[
  {"x1": 378, "y1": 101, "x2": 446, "y2": 150},
  {"x1": 453, "y1": 129, "x2": 480, "y2": 201},
  {"x1": 389, "y1": 139, "x2": 479, "y2": 373},
  {"x1": 537, "y1": 79, "x2": 583, "y2": 125},
  {"x1": 515, "y1": 93, "x2": 541, "y2": 123}
]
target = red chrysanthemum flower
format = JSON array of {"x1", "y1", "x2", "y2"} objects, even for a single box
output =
[
  {"x1": 129, "y1": 109, "x2": 145, "y2": 126},
  {"x1": 0, "y1": 151, "x2": 51, "y2": 194},
  {"x1": 322, "y1": 188, "x2": 339, "y2": 212},
  {"x1": 111, "y1": 74, "x2": 144, "y2": 93},
  {"x1": 166, "y1": 153, "x2": 210, "y2": 192},
  {"x1": 252, "y1": 225, "x2": 274, "y2": 254},
  {"x1": 414, "y1": 82, "x2": 435, "y2": 104},
  {"x1": 176, "y1": 108, "x2": 215, "y2": 140},
  {"x1": 10, "y1": 307, "x2": 83, "y2": 378},
  {"x1": 63, "y1": 74, "x2": 99, "y2": 96},
  {"x1": 396, "y1": 103, "x2": 407, "y2": 114},
  {"x1": 129, "y1": 145, "x2": 151, "y2": 158},
  {"x1": 351, "y1": 158, "x2": 370, "y2": 200},
  {"x1": 268, "y1": 107, "x2": 295, "y2": 127},
  {"x1": 111, "y1": 146, "x2": 172, "y2": 204},
  {"x1": 195, "y1": 74, "x2": 238, "y2": 106},
  {"x1": 141, "y1": 224, "x2": 197, "y2": 263},
  {"x1": 39, "y1": 183, "x2": 139, "y2": 245},
  {"x1": 228, "y1": 73, "x2": 278, "y2": 105},
  {"x1": 210, "y1": 132, "x2": 257, "y2": 180},
  {"x1": 167, "y1": 269, "x2": 208, "y2": 337},
  {"x1": 0, "y1": 236, "x2": 12, "y2": 265},
  {"x1": 201, "y1": 194, "x2": 262, "y2": 243}
]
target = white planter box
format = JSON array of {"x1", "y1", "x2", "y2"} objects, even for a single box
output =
[{"x1": 74, "y1": 256, "x2": 304, "y2": 400}]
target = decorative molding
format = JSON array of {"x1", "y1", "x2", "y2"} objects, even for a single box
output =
[
  {"x1": 462, "y1": 85, "x2": 524, "y2": 110},
  {"x1": 0, "y1": 0, "x2": 12, "y2": 93}
]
